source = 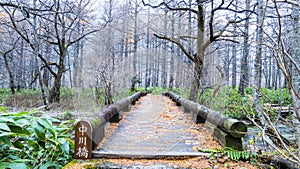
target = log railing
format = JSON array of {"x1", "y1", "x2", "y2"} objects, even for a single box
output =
[
  {"x1": 74, "y1": 92, "x2": 147, "y2": 159},
  {"x1": 163, "y1": 91, "x2": 247, "y2": 150}
]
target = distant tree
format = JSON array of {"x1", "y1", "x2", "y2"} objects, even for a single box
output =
[
  {"x1": 0, "y1": 38, "x2": 18, "y2": 95},
  {"x1": 143, "y1": 0, "x2": 253, "y2": 101},
  {"x1": 231, "y1": 1, "x2": 238, "y2": 88},
  {"x1": 238, "y1": 0, "x2": 250, "y2": 95},
  {"x1": 0, "y1": 0, "x2": 105, "y2": 103}
]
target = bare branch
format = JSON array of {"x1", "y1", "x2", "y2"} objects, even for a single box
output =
[
  {"x1": 275, "y1": 0, "x2": 300, "y2": 6},
  {"x1": 141, "y1": 0, "x2": 198, "y2": 14},
  {"x1": 179, "y1": 35, "x2": 197, "y2": 40},
  {"x1": 154, "y1": 33, "x2": 194, "y2": 62}
]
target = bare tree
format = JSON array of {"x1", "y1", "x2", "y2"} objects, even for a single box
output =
[
  {"x1": 0, "y1": 39, "x2": 18, "y2": 95},
  {"x1": 143, "y1": 0, "x2": 253, "y2": 101},
  {"x1": 0, "y1": 0, "x2": 104, "y2": 103},
  {"x1": 238, "y1": 0, "x2": 251, "y2": 95},
  {"x1": 247, "y1": 0, "x2": 300, "y2": 166}
]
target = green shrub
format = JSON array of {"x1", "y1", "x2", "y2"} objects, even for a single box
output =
[
  {"x1": 199, "y1": 89, "x2": 214, "y2": 106},
  {"x1": 260, "y1": 88, "x2": 292, "y2": 106},
  {"x1": 60, "y1": 87, "x2": 74, "y2": 99},
  {"x1": 171, "y1": 88, "x2": 189, "y2": 98},
  {"x1": 244, "y1": 87, "x2": 254, "y2": 95},
  {"x1": 223, "y1": 87, "x2": 254, "y2": 119},
  {"x1": 198, "y1": 87, "x2": 293, "y2": 119},
  {"x1": 0, "y1": 88, "x2": 11, "y2": 104},
  {"x1": 0, "y1": 107, "x2": 74, "y2": 169},
  {"x1": 199, "y1": 87, "x2": 254, "y2": 119}
]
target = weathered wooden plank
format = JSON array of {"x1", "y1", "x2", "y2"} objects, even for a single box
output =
[{"x1": 92, "y1": 151, "x2": 208, "y2": 159}]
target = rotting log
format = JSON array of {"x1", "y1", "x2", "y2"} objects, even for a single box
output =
[
  {"x1": 129, "y1": 91, "x2": 147, "y2": 105},
  {"x1": 163, "y1": 92, "x2": 247, "y2": 150},
  {"x1": 163, "y1": 92, "x2": 247, "y2": 138},
  {"x1": 76, "y1": 92, "x2": 147, "y2": 152}
]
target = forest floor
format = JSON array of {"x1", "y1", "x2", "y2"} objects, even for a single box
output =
[{"x1": 65, "y1": 94, "x2": 258, "y2": 169}]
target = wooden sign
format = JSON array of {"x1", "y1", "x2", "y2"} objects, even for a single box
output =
[{"x1": 74, "y1": 121, "x2": 92, "y2": 159}]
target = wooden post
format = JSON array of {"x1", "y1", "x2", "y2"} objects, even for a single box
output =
[
  {"x1": 192, "y1": 112, "x2": 205, "y2": 123},
  {"x1": 213, "y1": 127, "x2": 243, "y2": 150},
  {"x1": 109, "y1": 113, "x2": 123, "y2": 123},
  {"x1": 74, "y1": 121, "x2": 92, "y2": 159}
]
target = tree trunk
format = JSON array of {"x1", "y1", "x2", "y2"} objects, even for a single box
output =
[
  {"x1": 145, "y1": 7, "x2": 150, "y2": 91},
  {"x1": 224, "y1": 44, "x2": 230, "y2": 85},
  {"x1": 238, "y1": 0, "x2": 250, "y2": 95},
  {"x1": 176, "y1": 11, "x2": 182, "y2": 89},
  {"x1": 16, "y1": 40, "x2": 25, "y2": 91},
  {"x1": 189, "y1": 2, "x2": 205, "y2": 102},
  {"x1": 162, "y1": 10, "x2": 168, "y2": 89},
  {"x1": 169, "y1": 8, "x2": 175, "y2": 91},
  {"x1": 266, "y1": 54, "x2": 271, "y2": 88},
  {"x1": 271, "y1": 54, "x2": 277, "y2": 88},
  {"x1": 231, "y1": 1, "x2": 238, "y2": 88},
  {"x1": 48, "y1": 72, "x2": 62, "y2": 103},
  {"x1": 3, "y1": 54, "x2": 15, "y2": 95},
  {"x1": 255, "y1": 0, "x2": 264, "y2": 90},
  {"x1": 133, "y1": 0, "x2": 138, "y2": 74},
  {"x1": 105, "y1": 82, "x2": 113, "y2": 105},
  {"x1": 292, "y1": 3, "x2": 300, "y2": 157},
  {"x1": 189, "y1": 58, "x2": 203, "y2": 101}
]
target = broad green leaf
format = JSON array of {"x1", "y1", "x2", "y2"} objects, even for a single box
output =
[
  {"x1": 15, "y1": 119, "x2": 30, "y2": 128},
  {"x1": 54, "y1": 127, "x2": 70, "y2": 134},
  {"x1": 60, "y1": 139, "x2": 70, "y2": 155},
  {"x1": 0, "y1": 117, "x2": 15, "y2": 124},
  {"x1": 0, "y1": 162, "x2": 28, "y2": 169},
  {"x1": 7, "y1": 162, "x2": 28, "y2": 169},
  {"x1": 0, "y1": 132, "x2": 14, "y2": 137},
  {"x1": 38, "y1": 118, "x2": 56, "y2": 138},
  {"x1": 39, "y1": 162, "x2": 60, "y2": 169},
  {"x1": 0, "y1": 110, "x2": 74, "y2": 168},
  {"x1": 0, "y1": 143, "x2": 9, "y2": 152},
  {"x1": 32, "y1": 122, "x2": 45, "y2": 140},
  {"x1": 27, "y1": 140, "x2": 39, "y2": 151},
  {"x1": 13, "y1": 159, "x2": 34, "y2": 163},
  {"x1": 12, "y1": 139, "x2": 25, "y2": 149},
  {"x1": 11, "y1": 111, "x2": 30, "y2": 117},
  {"x1": 0, "y1": 107, "x2": 8, "y2": 115},
  {"x1": 0, "y1": 123, "x2": 10, "y2": 132},
  {"x1": 66, "y1": 138, "x2": 74, "y2": 149},
  {"x1": 47, "y1": 138, "x2": 58, "y2": 146},
  {"x1": 8, "y1": 125, "x2": 31, "y2": 135},
  {"x1": 41, "y1": 115, "x2": 61, "y2": 123},
  {"x1": 4, "y1": 154, "x2": 21, "y2": 161}
]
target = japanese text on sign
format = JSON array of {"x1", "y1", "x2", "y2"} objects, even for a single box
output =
[{"x1": 74, "y1": 121, "x2": 92, "y2": 159}]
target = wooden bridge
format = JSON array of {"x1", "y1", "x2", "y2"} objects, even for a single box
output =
[{"x1": 73, "y1": 92, "x2": 247, "y2": 160}]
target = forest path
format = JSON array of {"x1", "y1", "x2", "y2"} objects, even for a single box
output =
[
  {"x1": 66, "y1": 95, "x2": 256, "y2": 169},
  {"x1": 92, "y1": 94, "x2": 218, "y2": 158}
]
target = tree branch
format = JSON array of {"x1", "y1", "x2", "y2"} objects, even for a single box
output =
[
  {"x1": 154, "y1": 33, "x2": 194, "y2": 62},
  {"x1": 141, "y1": 0, "x2": 198, "y2": 14}
]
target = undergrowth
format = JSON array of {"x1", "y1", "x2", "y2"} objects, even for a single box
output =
[
  {"x1": 198, "y1": 147, "x2": 256, "y2": 162},
  {"x1": 0, "y1": 107, "x2": 74, "y2": 169},
  {"x1": 198, "y1": 87, "x2": 292, "y2": 119}
]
